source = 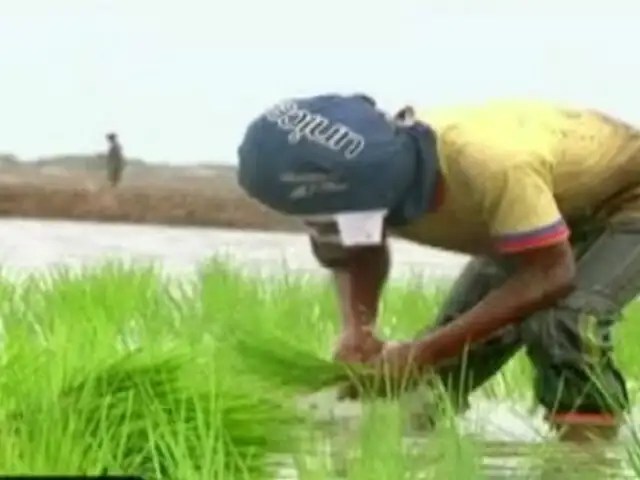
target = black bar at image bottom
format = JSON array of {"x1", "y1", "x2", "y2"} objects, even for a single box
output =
[{"x1": 0, "y1": 476, "x2": 143, "y2": 480}]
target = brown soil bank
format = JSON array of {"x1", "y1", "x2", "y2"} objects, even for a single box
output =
[{"x1": 0, "y1": 181, "x2": 300, "y2": 231}]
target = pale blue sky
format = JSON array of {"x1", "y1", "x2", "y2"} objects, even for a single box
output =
[{"x1": 0, "y1": 1, "x2": 637, "y2": 164}]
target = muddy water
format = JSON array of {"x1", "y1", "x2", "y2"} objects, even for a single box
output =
[
  {"x1": 0, "y1": 218, "x2": 468, "y2": 279},
  {"x1": 0, "y1": 218, "x2": 636, "y2": 478}
]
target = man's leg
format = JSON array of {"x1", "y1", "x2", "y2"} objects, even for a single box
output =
[
  {"x1": 107, "y1": 164, "x2": 116, "y2": 187},
  {"x1": 114, "y1": 162, "x2": 124, "y2": 186},
  {"x1": 521, "y1": 222, "x2": 640, "y2": 438},
  {"x1": 415, "y1": 256, "x2": 523, "y2": 412}
]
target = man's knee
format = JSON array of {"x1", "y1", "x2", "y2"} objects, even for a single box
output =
[
  {"x1": 523, "y1": 224, "x2": 640, "y2": 414},
  {"x1": 522, "y1": 297, "x2": 628, "y2": 415},
  {"x1": 522, "y1": 292, "x2": 618, "y2": 365}
]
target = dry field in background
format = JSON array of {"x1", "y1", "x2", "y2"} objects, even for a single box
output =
[{"x1": 0, "y1": 161, "x2": 300, "y2": 232}]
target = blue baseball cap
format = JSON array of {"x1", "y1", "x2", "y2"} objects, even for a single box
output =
[{"x1": 237, "y1": 94, "x2": 440, "y2": 233}]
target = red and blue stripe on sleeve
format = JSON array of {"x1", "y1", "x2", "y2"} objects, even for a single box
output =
[{"x1": 494, "y1": 218, "x2": 570, "y2": 254}]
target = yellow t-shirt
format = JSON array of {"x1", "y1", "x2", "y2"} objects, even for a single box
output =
[{"x1": 393, "y1": 100, "x2": 640, "y2": 255}]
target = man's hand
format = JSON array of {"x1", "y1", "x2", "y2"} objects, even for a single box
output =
[
  {"x1": 369, "y1": 341, "x2": 419, "y2": 376},
  {"x1": 337, "y1": 340, "x2": 427, "y2": 400},
  {"x1": 333, "y1": 326, "x2": 385, "y2": 363}
]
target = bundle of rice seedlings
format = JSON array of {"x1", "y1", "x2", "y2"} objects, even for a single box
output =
[
  {"x1": 227, "y1": 321, "x2": 431, "y2": 400},
  {"x1": 4, "y1": 348, "x2": 303, "y2": 479},
  {"x1": 230, "y1": 326, "x2": 351, "y2": 391}
]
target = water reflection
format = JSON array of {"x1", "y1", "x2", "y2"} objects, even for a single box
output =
[
  {"x1": 0, "y1": 218, "x2": 468, "y2": 278},
  {"x1": 300, "y1": 390, "x2": 638, "y2": 478}
]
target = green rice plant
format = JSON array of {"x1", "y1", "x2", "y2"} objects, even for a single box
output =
[
  {"x1": 225, "y1": 316, "x2": 444, "y2": 406},
  {"x1": 0, "y1": 258, "x2": 635, "y2": 478},
  {"x1": 202, "y1": 261, "x2": 436, "y2": 397},
  {"x1": 1, "y1": 348, "x2": 304, "y2": 478},
  {"x1": 0, "y1": 263, "x2": 306, "y2": 479}
]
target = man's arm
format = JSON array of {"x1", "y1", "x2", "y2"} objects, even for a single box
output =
[
  {"x1": 403, "y1": 150, "x2": 576, "y2": 368},
  {"x1": 412, "y1": 241, "x2": 575, "y2": 365},
  {"x1": 310, "y1": 238, "x2": 390, "y2": 331}
]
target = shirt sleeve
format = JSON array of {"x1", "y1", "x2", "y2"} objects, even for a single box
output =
[{"x1": 471, "y1": 154, "x2": 570, "y2": 254}]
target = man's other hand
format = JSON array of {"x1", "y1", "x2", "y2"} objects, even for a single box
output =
[
  {"x1": 336, "y1": 340, "x2": 425, "y2": 400},
  {"x1": 333, "y1": 325, "x2": 385, "y2": 364}
]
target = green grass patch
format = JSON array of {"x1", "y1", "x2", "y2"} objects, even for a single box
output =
[{"x1": 0, "y1": 258, "x2": 636, "y2": 478}]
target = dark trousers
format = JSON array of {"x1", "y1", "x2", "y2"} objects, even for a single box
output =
[
  {"x1": 107, "y1": 161, "x2": 124, "y2": 187},
  {"x1": 420, "y1": 221, "x2": 640, "y2": 416}
]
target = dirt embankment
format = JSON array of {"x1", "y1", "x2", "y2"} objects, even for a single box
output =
[{"x1": 0, "y1": 156, "x2": 301, "y2": 232}]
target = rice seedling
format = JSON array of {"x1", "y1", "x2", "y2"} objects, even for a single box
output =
[{"x1": 0, "y1": 262, "x2": 304, "y2": 479}]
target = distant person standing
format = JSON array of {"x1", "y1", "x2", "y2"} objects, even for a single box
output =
[{"x1": 106, "y1": 132, "x2": 125, "y2": 187}]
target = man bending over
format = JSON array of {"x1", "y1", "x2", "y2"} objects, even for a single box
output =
[{"x1": 237, "y1": 94, "x2": 640, "y2": 438}]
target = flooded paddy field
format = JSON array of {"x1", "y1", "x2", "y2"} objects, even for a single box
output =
[{"x1": 0, "y1": 218, "x2": 638, "y2": 478}]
